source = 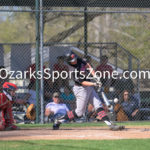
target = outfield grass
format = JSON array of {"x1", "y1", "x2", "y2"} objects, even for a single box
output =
[
  {"x1": 1, "y1": 139, "x2": 150, "y2": 150},
  {"x1": 17, "y1": 121, "x2": 150, "y2": 128}
]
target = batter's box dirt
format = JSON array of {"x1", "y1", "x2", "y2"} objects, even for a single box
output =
[{"x1": 0, "y1": 126, "x2": 150, "y2": 140}]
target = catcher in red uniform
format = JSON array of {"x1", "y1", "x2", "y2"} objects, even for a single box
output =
[{"x1": 0, "y1": 82, "x2": 20, "y2": 131}]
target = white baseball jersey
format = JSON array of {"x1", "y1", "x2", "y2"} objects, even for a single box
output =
[{"x1": 46, "y1": 102, "x2": 69, "y2": 115}]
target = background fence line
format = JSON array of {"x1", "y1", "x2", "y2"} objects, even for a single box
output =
[{"x1": 0, "y1": 0, "x2": 150, "y2": 124}]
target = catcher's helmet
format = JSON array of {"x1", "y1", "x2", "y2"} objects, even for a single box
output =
[
  {"x1": 3, "y1": 82, "x2": 18, "y2": 101},
  {"x1": 3, "y1": 82, "x2": 17, "y2": 91},
  {"x1": 65, "y1": 50, "x2": 77, "y2": 64}
]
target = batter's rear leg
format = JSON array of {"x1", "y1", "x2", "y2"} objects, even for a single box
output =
[
  {"x1": 96, "y1": 107, "x2": 125, "y2": 131},
  {"x1": 90, "y1": 89, "x2": 125, "y2": 131}
]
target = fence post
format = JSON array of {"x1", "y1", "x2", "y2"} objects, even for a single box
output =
[
  {"x1": 137, "y1": 60, "x2": 141, "y2": 106},
  {"x1": 35, "y1": 0, "x2": 40, "y2": 124},
  {"x1": 40, "y1": 0, "x2": 44, "y2": 124},
  {"x1": 115, "y1": 43, "x2": 118, "y2": 70},
  {"x1": 84, "y1": 6, "x2": 88, "y2": 56}
]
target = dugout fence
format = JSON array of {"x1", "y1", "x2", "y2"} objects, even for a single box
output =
[{"x1": 0, "y1": 0, "x2": 150, "y2": 124}]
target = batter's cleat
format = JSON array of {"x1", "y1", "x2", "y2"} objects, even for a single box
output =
[
  {"x1": 109, "y1": 124, "x2": 125, "y2": 131},
  {"x1": 53, "y1": 123, "x2": 60, "y2": 130},
  {"x1": 5, "y1": 124, "x2": 20, "y2": 131}
]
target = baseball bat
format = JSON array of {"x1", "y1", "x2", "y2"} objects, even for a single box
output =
[
  {"x1": 101, "y1": 91, "x2": 113, "y2": 112},
  {"x1": 93, "y1": 77, "x2": 101, "y2": 92},
  {"x1": 101, "y1": 91, "x2": 111, "y2": 108},
  {"x1": 97, "y1": 85, "x2": 113, "y2": 112},
  {"x1": 93, "y1": 77, "x2": 113, "y2": 111}
]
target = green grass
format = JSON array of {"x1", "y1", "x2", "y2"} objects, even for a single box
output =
[
  {"x1": 1, "y1": 139, "x2": 150, "y2": 150},
  {"x1": 1, "y1": 122, "x2": 150, "y2": 150},
  {"x1": 17, "y1": 121, "x2": 150, "y2": 128}
]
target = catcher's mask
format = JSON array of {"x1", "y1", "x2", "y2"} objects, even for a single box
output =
[
  {"x1": 65, "y1": 50, "x2": 77, "y2": 64},
  {"x1": 3, "y1": 82, "x2": 18, "y2": 101}
]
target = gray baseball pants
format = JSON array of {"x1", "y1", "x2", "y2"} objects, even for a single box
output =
[{"x1": 73, "y1": 85, "x2": 103, "y2": 117}]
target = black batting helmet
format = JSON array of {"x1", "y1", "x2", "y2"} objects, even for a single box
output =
[{"x1": 64, "y1": 50, "x2": 77, "y2": 63}]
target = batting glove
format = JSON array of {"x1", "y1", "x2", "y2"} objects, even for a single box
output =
[{"x1": 93, "y1": 81, "x2": 102, "y2": 87}]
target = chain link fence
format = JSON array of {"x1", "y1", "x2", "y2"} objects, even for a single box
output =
[{"x1": 0, "y1": 0, "x2": 150, "y2": 125}]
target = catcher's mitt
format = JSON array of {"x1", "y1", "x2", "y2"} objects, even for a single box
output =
[{"x1": 26, "y1": 104, "x2": 36, "y2": 120}]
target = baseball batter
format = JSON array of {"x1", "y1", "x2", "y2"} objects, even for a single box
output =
[{"x1": 59, "y1": 50, "x2": 125, "y2": 131}]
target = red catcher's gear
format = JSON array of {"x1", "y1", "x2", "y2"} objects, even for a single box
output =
[
  {"x1": 2, "y1": 82, "x2": 17, "y2": 101},
  {"x1": 3, "y1": 82, "x2": 17, "y2": 91},
  {"x1": 0, "y1": 93, "x2": 15, "y2": 131}
]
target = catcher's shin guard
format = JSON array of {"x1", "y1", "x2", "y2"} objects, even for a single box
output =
[
  {"x1": 4, "y1": 102, "x2": 14, "y2": 126},
  {"x1": 0, "y1": 110, "x2": 5, "y2": 131}
]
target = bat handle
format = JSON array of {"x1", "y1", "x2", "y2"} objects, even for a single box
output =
[{"x1": 97, "y1": 86, "x2": 104, "y2": 93}]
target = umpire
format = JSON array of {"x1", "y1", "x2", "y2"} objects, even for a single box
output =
[{"x1": 61, "y1": 50, "x2": 125, "y2": 131}]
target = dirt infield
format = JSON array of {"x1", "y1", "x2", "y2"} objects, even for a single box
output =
[{"x1": 0, "y1": 126, "x2": 150, "y2": 140}]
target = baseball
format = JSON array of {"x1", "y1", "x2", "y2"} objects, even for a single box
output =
[{"x1": 114, "y1": 98, "x2": 119, "y2": 103}]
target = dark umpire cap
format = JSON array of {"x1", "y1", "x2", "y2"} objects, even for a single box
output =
[
  {"x1": 53, "y1": 92, "x2": 60, "y2": 97},
  {"x1": 64, "y1": 50, "x2": 77, "y2": 63}
]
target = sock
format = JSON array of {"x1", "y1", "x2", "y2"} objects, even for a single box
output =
[{"x1": 104, "y1": 120, "x2": 112, "y2": 126}]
